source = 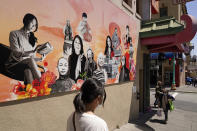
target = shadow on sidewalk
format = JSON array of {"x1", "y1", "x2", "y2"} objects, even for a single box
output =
[
  {"x1": 129, "y1": 108, "x2": 157, "y2": 131},
  {"x1": 149, "y1": 119, "x2": 166, "y2": 124}
]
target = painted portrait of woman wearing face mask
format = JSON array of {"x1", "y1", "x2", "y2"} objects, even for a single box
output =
[
  {"x1": 51, "y1": 57, "x2": 74, "y2": 93},
  {"x1": 69, "y1": 35, "x2": 86, "y2": 82}
]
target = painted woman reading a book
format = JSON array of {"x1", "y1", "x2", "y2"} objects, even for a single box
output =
[{"x1": 5, "y1": 13, "x2": 48, "y2": 85}]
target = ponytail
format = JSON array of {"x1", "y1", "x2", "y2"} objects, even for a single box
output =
[
  {"x1": 73, "y1": 78, "x2": 107, "y2": 113},
  {"x1": 73, "y1": 92, "x2": 86, "y2": 113}
]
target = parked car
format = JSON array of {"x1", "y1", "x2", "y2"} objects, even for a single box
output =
[{"x1": 186, "y1": 77, "x2": 193, "y2": 85}]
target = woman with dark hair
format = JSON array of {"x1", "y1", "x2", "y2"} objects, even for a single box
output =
[
  {"x1": 69, "y1": 35, "x2": 86, "y2": 82},
  {"x1": 5, "y1": 13, "x2": 46, "y2": 85},
  {"x1": 122, "y1": 25, "x2": 131, "y2": 49},
  {"x1": 158, "y1": 86, "x2": 175, "y2": 124},
  {"x1": 51, "y1": 57, "x2": 74, "y2": 93},
  {"x1": 67, "y1": 78, "x2": 108, "y2": 131},
  {"x1": 104, "y1": 36, "x2": 114, "y2": 59}
]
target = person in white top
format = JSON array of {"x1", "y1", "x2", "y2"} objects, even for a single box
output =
[{"x1": 67, "y1": 78, "x2": 108, "y2": 131}]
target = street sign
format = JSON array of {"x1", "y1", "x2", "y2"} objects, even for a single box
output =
[{"x1": 172, "y1": 0, "x2": 194, "y2": 5}]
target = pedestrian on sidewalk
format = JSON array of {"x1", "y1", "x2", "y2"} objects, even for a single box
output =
[
  {"x1": 161, "y1": 88, "x2": 169, "y2": 124},
  {"x1": 193, "y1": 77, "x2": 197, "y2": 87},
  {"x1": 154, "y1": 81, "x2": 163, "y2": 107},
  {"x1": 192, "y1": 77, "x2": 195, "y2": 87},
  {"x1": 67, "y1": 78, "x2": 108, "y2": 131},
  {"x1": 160, "y1": 87, "x2": 175, "y2": 124}
]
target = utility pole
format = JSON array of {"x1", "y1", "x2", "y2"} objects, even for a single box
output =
[{"x1": 171, "y1": 53, "x2": 176, "y2": 90}]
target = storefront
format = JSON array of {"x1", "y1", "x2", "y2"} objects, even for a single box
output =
[{"x1": 140, "y1": 14, "x2": 197, "y2": 88}]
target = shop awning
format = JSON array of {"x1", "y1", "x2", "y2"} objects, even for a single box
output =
[
  {"x1": 150, "y1": 52, "x2": 174, "y2": 59},
  {"x1": 140, "y1": 14, "x2": 197, "y2": 53}
]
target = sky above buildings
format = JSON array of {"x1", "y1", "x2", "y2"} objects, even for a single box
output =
[{"x1": 186, "y1": 0, "x2": 197, "y2": 56}]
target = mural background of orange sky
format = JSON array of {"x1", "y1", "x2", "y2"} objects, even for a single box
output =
[{"x1": 0, "y1": 0, "x2": 139, "y2": 102}]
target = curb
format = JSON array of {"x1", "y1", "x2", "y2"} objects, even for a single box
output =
[
  {"x1": 170, "y1": 90, "x2": 197, "y2": 94},
  {"x1": 150, "y1": 88, "x2": 197, "y2": 94}
]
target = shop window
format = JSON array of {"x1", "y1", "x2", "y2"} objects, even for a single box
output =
[
  {"x1": 136, "y1": 0, "x2": 140, "y2": 14},
  {"x1": 160, "y1": 7, "x2": 168, "y2": 17}
]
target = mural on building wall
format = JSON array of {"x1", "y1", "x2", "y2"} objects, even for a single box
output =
[{"x1": 0, "y1": 0, "x2": 139, "y2": 102}]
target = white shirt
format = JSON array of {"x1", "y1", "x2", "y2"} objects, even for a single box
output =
[{"x1": 67, "y1": 112, "x2": 108, "y2": 131}]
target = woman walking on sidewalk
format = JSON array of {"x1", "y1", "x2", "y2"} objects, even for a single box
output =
[
  {"x1": 154, "y1": 81, "x2": 163, "y2": 107},
  {"x1": 67, "y1": 78, "x2": 108, "y2": 131}
]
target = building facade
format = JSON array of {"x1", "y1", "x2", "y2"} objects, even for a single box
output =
[
  {"x1": 0, "y1": 0, "x2": 196, "y2": 131},
  {"x1": 0, "y1": 0, "x2": 141, "y2": 130},
  {"x1": 139, "y1": 0, "x2": 197, "y2": 112}
]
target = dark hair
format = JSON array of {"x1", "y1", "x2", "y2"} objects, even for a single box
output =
[
  {"x1": 23, "y1": 13, "x2": 38, "y2": 32},
  {"x1": 87, "y1": 48, "x2": 94, "y2": 60},
  {"x1": 126, "y1": 25, "x2": 129, "y2": 29},
  {"x1": 63, "y1": 43, "x2": 72, "y2": 53},
  {"x1": 127, "y1": 36, "x2": 132, "y2": 45},
  {"x1": 73, "y1": 78, "x2": 107, "y2": 113},
  {"x1": 82, "y1": 12, "x2": 87, "y2": 18},
  {"x1": 72, "y1": 35, "x2": 84, "y2": 55},
  {"x1": 23, "y1": 13, "x2": 38, "y2": 47},
  {"x1": 157, "y1": 81, "x2": 162, "y2": 86},
  {"x1": 104, "y1": 35, "x2": 113, "y2": 56}
]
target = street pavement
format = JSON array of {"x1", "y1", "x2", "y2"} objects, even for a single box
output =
[{"x1": 113, "y1": 85, "x2": 197, "y2": 131}]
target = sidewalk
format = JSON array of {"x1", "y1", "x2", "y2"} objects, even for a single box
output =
[
  {"x1": 114, "y1": 85, "x2": 197, "y2": 131},
  {"x1": 114, "y1": 108, "x2": 197, "y2": 131},
  {"x1": 174, "y1": 85, "x2": 197, "y2": 93}
]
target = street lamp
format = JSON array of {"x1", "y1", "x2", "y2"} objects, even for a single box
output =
[{"x1": 171, "y1": 53, "x2": 176, "y2": 90}]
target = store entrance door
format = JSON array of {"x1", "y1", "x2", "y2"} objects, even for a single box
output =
[{"x1": 164, "y1": 71, "x2": 173, "y2": 86}]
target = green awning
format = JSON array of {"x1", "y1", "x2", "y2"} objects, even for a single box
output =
[{"x1": 140, "y1": 16, "x2": 184, "y2": 38}]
